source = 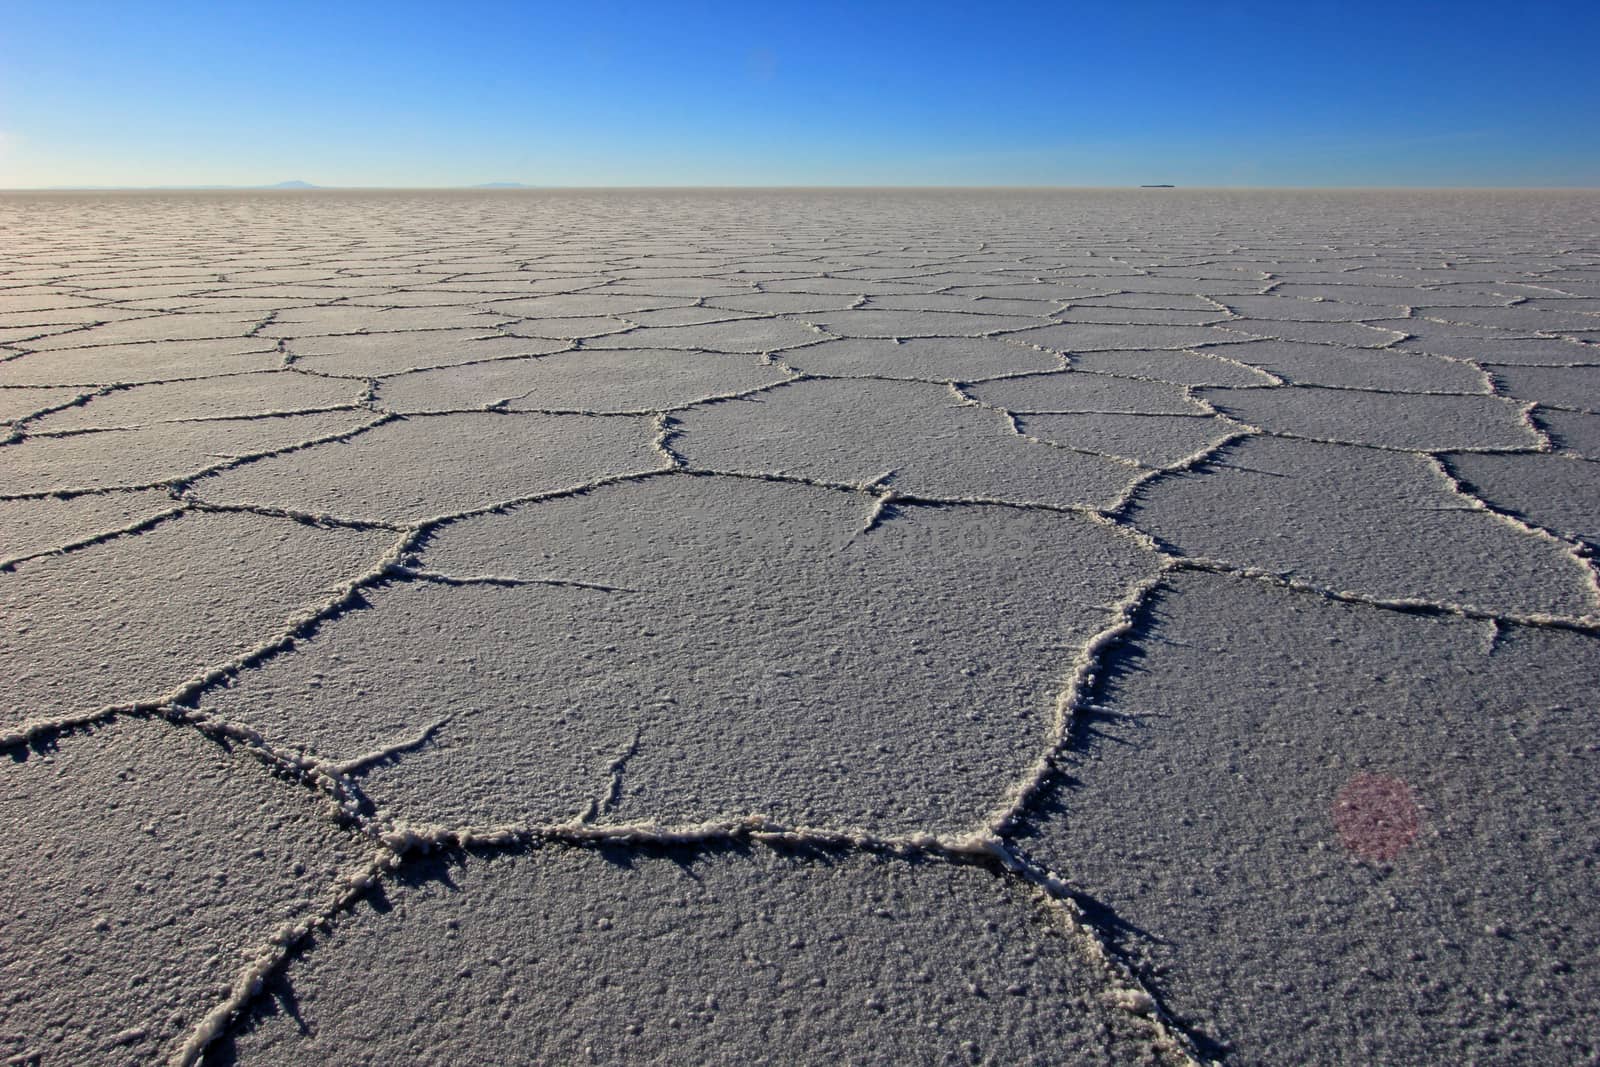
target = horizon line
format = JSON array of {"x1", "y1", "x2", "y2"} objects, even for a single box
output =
[{"x1": 6, "y1": 183, "x2": 1600, "y2": 193}]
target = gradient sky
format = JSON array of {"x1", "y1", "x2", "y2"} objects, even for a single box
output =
[{"x1": 4, "y1": 0, "x2": 1598, "y2": 188}]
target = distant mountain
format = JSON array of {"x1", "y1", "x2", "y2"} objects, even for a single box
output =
[
  {"x1": 267, "y1": 180, "x2": 319, "y2": 189},
  {"x1": 471, "y1": 181, "x2": 528, "y2": 188}
]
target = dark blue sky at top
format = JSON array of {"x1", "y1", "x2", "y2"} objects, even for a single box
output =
[{"x1": 3, "y1": 0, "x2": 1597, "y2": 187}]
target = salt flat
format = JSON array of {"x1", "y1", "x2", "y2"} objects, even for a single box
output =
[{"x1": 1, "y1": 189, "x2": 1597, "y2": 1065}]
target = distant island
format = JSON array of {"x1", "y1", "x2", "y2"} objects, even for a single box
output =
[
  {"x1": 1139, "y1": 184, "x2": 1176, "y2": 188},
  {"x1": 471, "y1": 182, "x2": 529, "y2": 188}
]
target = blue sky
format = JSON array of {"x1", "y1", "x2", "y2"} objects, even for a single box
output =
[{"x1": 3, "y1": 1, "x2": 1598, "y2": 188}]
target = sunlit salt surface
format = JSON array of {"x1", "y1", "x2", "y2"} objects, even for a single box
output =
[{"x1": 2, "y1": 189, "x2": 1597, "y2": 1065}]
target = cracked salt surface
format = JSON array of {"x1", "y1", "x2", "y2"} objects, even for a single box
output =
[
  {"x1": 0, "y1": 489, "x2": 178, "y2": 568},
  {"x1": 30, "y1": 371, "x2": 364, "y2": 432},
  {"x1": 1540, "y1": 407, "x2": 1600, "y2": 459},
  {"x1": 0, "y1": 387, "x2": 86, "y2": 424},
  {"x1": 969, "y1": 371, "x2": 1206, "y2": 415},
  {"x1": 781, "y1": 335, "x2": 1061, "y2": 381},
  {"x1": 0, "y1": 411, "x2": 374, "y2": 496},
  {"x1": 1, "y1": 188, "x2": 1598, "y2": 1065},
  {"x1": 1446, "y1": 452, "x2": 1600, "y2": 549},
  {"x1": 208, "y1": 476, "x2": 1155, "y2": 831},
  {"x1": 1199, "y1": 386, "x2": 1539, "y2": 451},
  {"x1": 192, "y1": 411, "x2": 665, "y2": 525},
  {"x1": 1016, "y1": 573, "x2": 1600, "y2": 1064},
  {"x1": 1128, "y1": 434, "x2": 1599, "y2": 618},
  {"x1": 379, "y1": 348, "x2": 790, "y2": 415},
  {"x1": 1017, "y1": 413, "x2": 1236, "y2": 467},
  {"x1": 220, "y1": 847, "x2": 1169, "y2": 1066},
  {"x1": 1488, "y1": 362, "x2": 1600, "y2": 411},
  {"x1": 0, "y1": 718, "x2": 369, "y2": 1067},
  {"x1": 677, "y1": 377, "x2": 1140, "y2": 508},
  {"x1": 2, "y1": 510, "x2": 392, "y2": 737},
  {"x1": 0, "y1": 339, "x2": 284, "y2": 387},
  {"x1": 1064, "y1": 348, "x2": 1278, "y2": 387},
  {"x1": 1208, "y1": 338, "x2": 1490, "y2": 392},
  {"x1": 284, "y1": 329, "x2": 568, "y2": 378}
]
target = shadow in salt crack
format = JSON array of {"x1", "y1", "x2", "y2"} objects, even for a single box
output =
[
  {"x1": 6, "y1": 734, "x2": 64, "y2": 763},
  {"x1": 589, "y1": 838, "x2": 767, "y2": 883},
  {"x1": 387, "y1": 851, "x2": 465, "y2": 896}
]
